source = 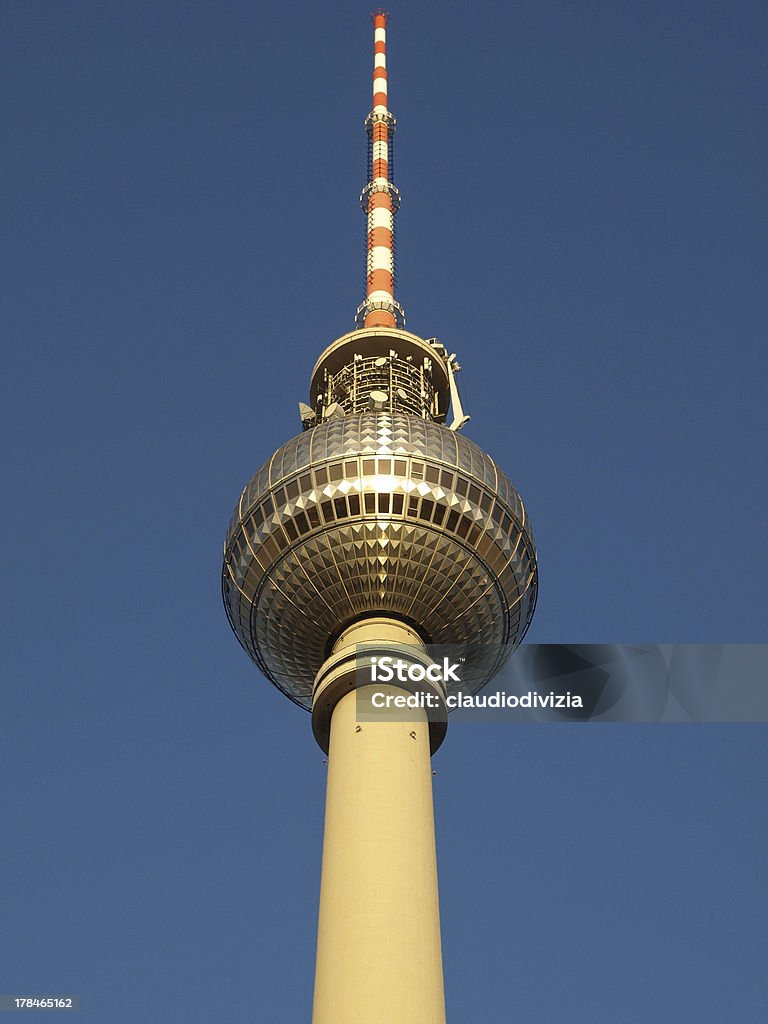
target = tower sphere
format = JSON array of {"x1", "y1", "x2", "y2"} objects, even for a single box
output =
[{"x1": 223, "y1": 408, "x2": 537, "y2": 708}]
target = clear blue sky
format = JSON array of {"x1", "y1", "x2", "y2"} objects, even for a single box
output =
[{"x1": 2, "y1": 1, "x2": 766, "y2": 1020}]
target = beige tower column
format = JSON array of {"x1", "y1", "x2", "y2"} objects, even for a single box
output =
[{"x1": 311, "y1": 618, "x2": 447, "y2": 1024}]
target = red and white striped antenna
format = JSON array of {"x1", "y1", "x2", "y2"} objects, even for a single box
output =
[{"x1": 356, "y1": 10, "x2": 405, "y2": 330}]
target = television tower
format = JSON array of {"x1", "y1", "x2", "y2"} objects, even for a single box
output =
[{"x1": 222, "y1": 11, "x2": 538, "y2": 1023}]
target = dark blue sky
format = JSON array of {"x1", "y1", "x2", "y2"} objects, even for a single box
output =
[{"x1": 2, "y1": 1, "x2": 766, "y2": 1020}]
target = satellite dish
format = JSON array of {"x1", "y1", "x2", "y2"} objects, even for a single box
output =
[
  {"x1": 374, "y1": 357, "x2": 388, "y2": 367},
  {"x1": 298, "y1": 402, "x2": 316, "y2": 427},
  {"x1": 324, "y1": 402, "x2": 346, "y2": 420},
  {"x1": 368, "y1": 390, "x2": 389, "y2": 411}
]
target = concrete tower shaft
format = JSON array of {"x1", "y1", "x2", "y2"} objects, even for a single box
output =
[{"x1": 312, "y1": 619, "x2": 446, "y2": 1024}]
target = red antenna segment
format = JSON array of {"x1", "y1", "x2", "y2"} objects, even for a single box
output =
[{"x1": 356, "y1": 10, "x2": 404, "y2": 330}]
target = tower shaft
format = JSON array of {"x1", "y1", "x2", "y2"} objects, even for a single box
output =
[{"x1": 312, "y1": 619, "x2": 446, "y2": 1024}]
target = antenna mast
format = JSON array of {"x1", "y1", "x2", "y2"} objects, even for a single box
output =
[{"x1": 356, "y1": 10, "x2": 405, "y2": 329}]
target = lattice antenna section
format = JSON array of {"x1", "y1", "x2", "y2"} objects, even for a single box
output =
[
  {"x1": 356, "y1": 10, "x2": 405, "y2": 330},
  {"x1": 316, "y1": 351, "x2": 442, "y2": 420}
]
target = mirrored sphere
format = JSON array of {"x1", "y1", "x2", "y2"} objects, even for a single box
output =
[{"x1": 223, "y1": 413, "x2": 538, "y2": 707}]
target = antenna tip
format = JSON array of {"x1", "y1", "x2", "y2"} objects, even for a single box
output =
[{"x1": 371, "y1": 8, "x2": 389, "y2": 23}]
